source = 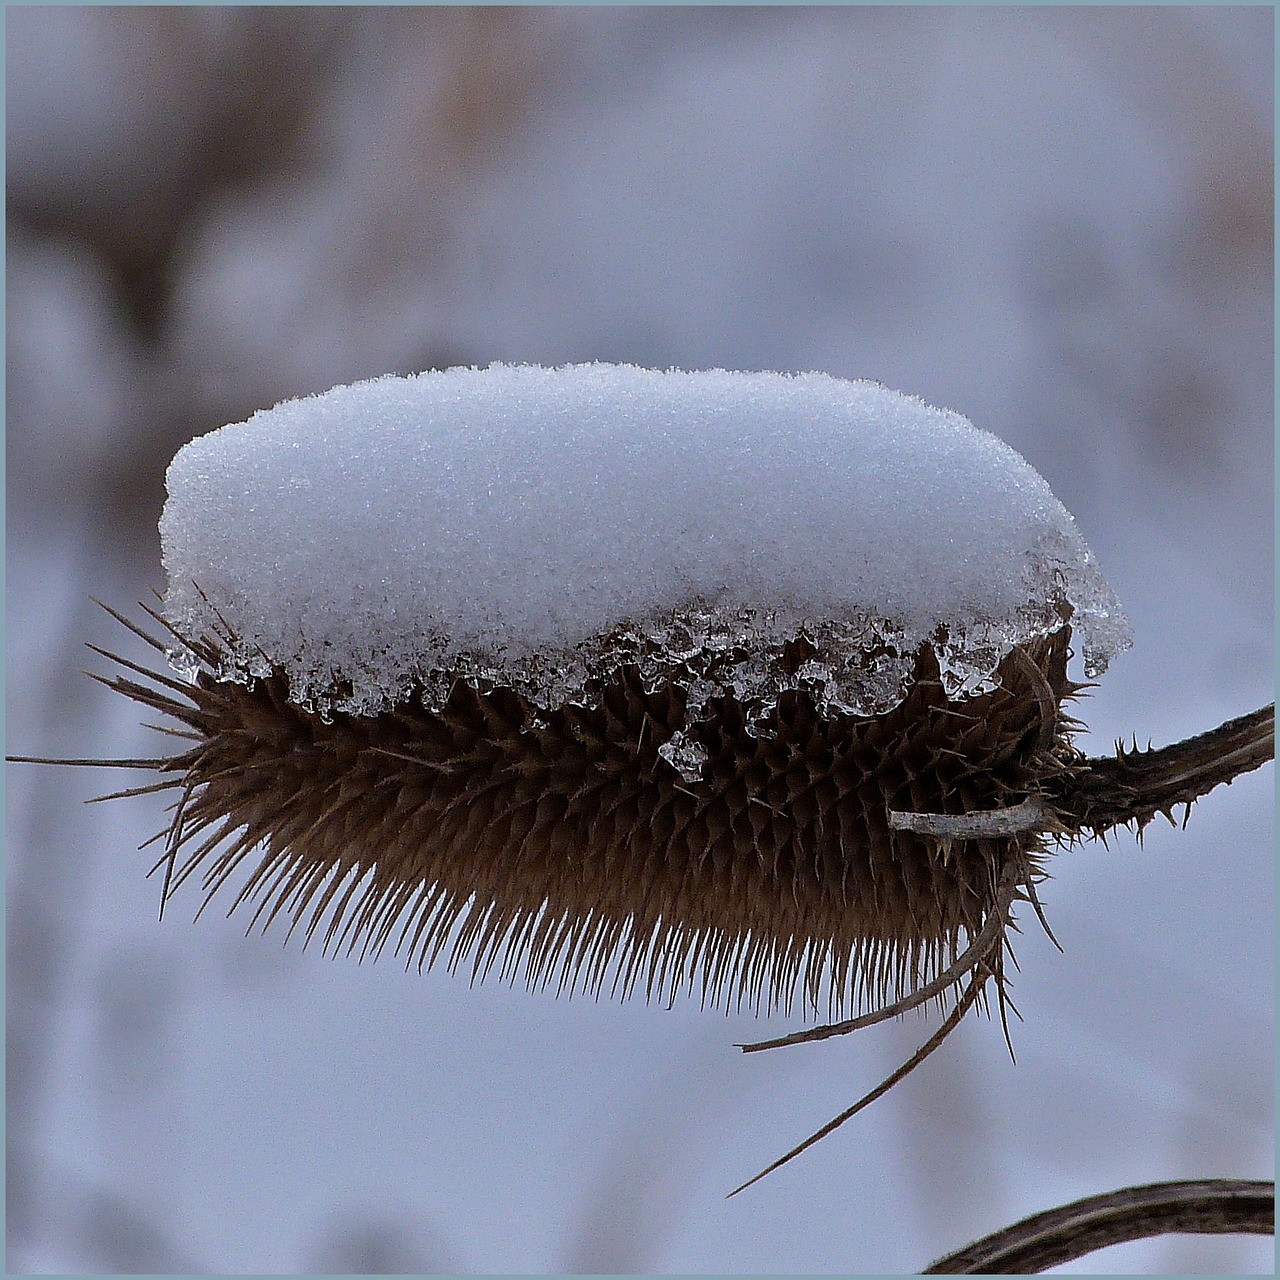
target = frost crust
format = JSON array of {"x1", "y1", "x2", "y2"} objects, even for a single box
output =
[{"x1": 160, "y1": 363, "x2": 1130, "y2": 774}]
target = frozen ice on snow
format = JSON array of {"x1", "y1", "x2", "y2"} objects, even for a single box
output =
[{"x1": 159, "y1": 362, "x2": 1131, "y2": 770}]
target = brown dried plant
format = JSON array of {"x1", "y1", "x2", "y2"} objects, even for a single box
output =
[
  {"x1": 11, "y1": 594, "x2": 1272, "y2": 1198},
  {"x1": 924, "y1": 1178, "x2": 1275, "y2": 1273}
]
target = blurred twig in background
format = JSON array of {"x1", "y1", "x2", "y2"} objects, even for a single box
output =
[{"x1": 924, "y1": 1178, "x2": 1275, "y2": 1274}]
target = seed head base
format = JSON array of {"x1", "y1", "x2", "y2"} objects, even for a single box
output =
[{"x1": 94, "y1": 603, "x2": 1079, "y2": 1025}]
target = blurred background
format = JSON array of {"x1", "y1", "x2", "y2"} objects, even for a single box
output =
[{"x1": 5, "y1": 6, "x2": 1273, "y2": 1274}]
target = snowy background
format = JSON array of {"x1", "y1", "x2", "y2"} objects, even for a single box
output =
[{"x1": 6, "y1": 7, "x2": 1272, "y2": 1274}]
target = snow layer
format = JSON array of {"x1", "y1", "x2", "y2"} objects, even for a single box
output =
[{"x1": 160, "y1": 363, "x2": 1130, "y2": 752}]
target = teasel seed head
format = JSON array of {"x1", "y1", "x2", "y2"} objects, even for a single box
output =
[
  {"x1": 95, "y1": 599, "x2": 1088, "y2": 1020},
  {"x1": 70, "y1": 589, "x2": 1271, "y2": 1194},
  {"x1": 27, "y1": 364, "x2": 1201, "y2": 1188}
]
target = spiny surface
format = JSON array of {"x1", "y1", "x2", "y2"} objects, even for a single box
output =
[{"x1": 121, "y1": 619, "x2": 1078, "y2": 1019}]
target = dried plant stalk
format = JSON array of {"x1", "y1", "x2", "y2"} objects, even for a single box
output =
[
  {"x1": 1046, "y1": 704, "x2": 1275, "y2": 836},
  {"x1": 923, "y1": 1178, "x2": 1275, "y2": 1274}
]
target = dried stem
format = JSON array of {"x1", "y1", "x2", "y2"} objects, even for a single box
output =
[
  {"x1": 884, "y1": 704, "x2": 1274, "y2": 844},
  {"x1": 888, "y1": 798, "x2": 1055, "y2": 839},
  {"x1": 1049, "y1": 703, "x2": 1274, "y2": 836},
  {"x1": 728, "y1": 959, "x2": 992, "y2": 1199},
  {"x1": 922, "y1": 1178, "x2": 1275, "y2": 1274}
]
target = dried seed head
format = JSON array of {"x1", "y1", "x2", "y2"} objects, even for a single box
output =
[
  {"x1": 16, "y1": 368, "x2": 1271, "y2": 1193},
  {"x1": 103, "y1": 602, "x2": 1083, "y2": 1022},
  {"x1": 60, "y1": 365, "x2": 1142, "y2": 1187},
  {"x1": 123, "y1": 364, "x2": 1131, "y2": 1026}
]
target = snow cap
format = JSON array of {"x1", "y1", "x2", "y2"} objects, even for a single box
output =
[{"x1": 160, "y1": 363, "x2": 1130, "y2": 738}]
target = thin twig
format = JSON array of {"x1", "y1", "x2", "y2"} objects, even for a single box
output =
[
  {"x1": 888, "y1": 798, "x2": 1054, "y2": 839},
  {"x1": 923, "y1": 1178, "x2": 1275, "y2": 1274},
  {"x1": 5, "y1": 756, "x2": 172, "y2": 769},
  {"x1": 884, "y1": 705, "x2": 1274, "y2": 845}
]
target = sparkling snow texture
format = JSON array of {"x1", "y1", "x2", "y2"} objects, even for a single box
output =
[{"x1": 160, "y1": 363, "x2": 1130, "y2": 766}]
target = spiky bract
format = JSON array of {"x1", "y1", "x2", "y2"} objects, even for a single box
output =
[{"x1": 101, "y1": 606, "x2": 1080, "y2": 1021}]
